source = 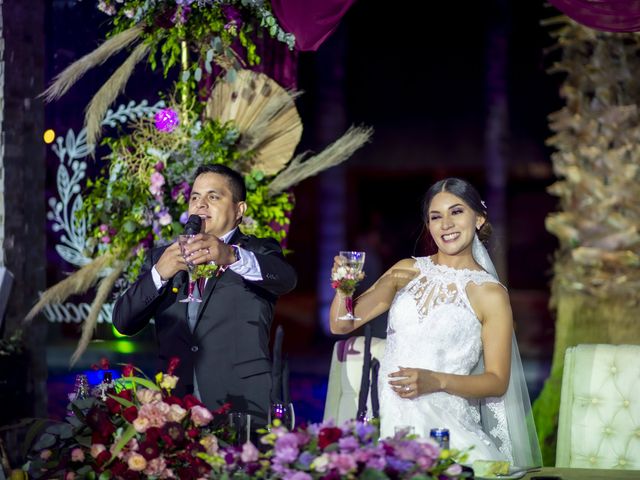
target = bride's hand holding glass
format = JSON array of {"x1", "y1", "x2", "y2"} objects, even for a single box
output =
[{"x1": 331, "y1": 251, "x2": 366, "y2": 321}]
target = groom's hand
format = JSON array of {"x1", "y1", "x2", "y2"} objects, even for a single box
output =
[
  {"x1": 182, "y1": 233, "x2": 237, "y2": 266},
  {"x1": 155, "y1": 242, "x2": 187, "y2": 280}
]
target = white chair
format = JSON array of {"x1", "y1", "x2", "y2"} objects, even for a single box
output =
[
  {"x1": 323, "y1": 336, "x2": 386, "y2": 424},
  {"x1": 556, "y1": 344, "x2": 640, "y2": 470}
]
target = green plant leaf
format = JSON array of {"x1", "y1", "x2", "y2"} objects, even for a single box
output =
[
  {"x1": 104, "y1": 424, "x2": 136, "y2": 467},
  {"x1": 107, "y1": 393, "x2": 135, "y2": 409},
  {"x1": 126, "y1": 376, "x2": 161, "y2": 391},
  {"x1": 33, "y1": 432, "x2": 56, "y2": 450}
]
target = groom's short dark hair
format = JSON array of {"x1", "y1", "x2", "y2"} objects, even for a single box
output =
[{"x1": 194, "y1": 164, "x2": 246, "y2": 203}]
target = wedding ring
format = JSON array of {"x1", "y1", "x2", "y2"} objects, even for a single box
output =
[
  {"x1": 206, "y1": 247, "x2": 211, "y2": 256},
  {"x1": 403, "y1": 386, "x2": 411, "y2": 392}
]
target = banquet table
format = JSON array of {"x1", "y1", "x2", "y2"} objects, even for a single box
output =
[{"x1": 521, "y1": 467, "x2": 639, "y2": 480}]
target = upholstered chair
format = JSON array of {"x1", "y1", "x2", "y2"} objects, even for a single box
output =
[
  {"x1": 323, "y1": 336, "x2": 386, "y2": 424},
  {"x1": 556, "y1": 344, "x2": 640, "y2": 470}
]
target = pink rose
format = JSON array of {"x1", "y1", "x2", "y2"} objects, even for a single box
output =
[
  {"x1": 167, "y1": 403, "x2": 187, "y2": 423},
  {"x1": 40, "y1": 449, "x2": 52, "y2": 460},
  {"x1": 190, "y1": 405, "x2": 213, "y2": 427},
  {"x1": 144, "y1": 456, "x2": 168, "y2": 477},
  {"x1": 136, "y1": 389, "x2": 162, "y2": 404},
  {"x1": 90, "y1": 443, "x2": 106, "y2": 458},
  {"x1": 240, "y1": 441, "x2": 259, "y2": 463},
  {"x1": 127, "y1": 453, "x2": 147, "y2": 472},
  {"x1": 65, "y1": 473, "x2": 76, "y2": 480},
  {"x1": 133, "y1": 416, "x2": 150, "y2": 433},
  {"x1": 71, "y1": 447, "x2": 85, "y2": 462},
  {"x1": 200, "y1": 435, "x2": 219, "y2": 455}
]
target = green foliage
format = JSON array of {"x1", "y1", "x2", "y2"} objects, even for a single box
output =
[
  {"x1": 102, "y1": 0, "x2": 293, "y2": 102},
  {"x1": 77, "y1": 108, "x2": 293, "y2": 291}
]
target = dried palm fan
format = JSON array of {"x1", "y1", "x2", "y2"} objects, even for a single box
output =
[{"x1": 205, "y1": 70, "x2": 303, "y2": 176}]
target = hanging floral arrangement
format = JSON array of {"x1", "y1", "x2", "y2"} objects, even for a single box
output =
[{"x1": 26, "y1": 0, "x2": 372, "y2": 365}]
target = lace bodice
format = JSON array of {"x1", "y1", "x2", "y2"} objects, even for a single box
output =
[
  {"x1": 379, "y1": 256, "x2": 510, "y2": 462},
  {"x1": 385, "y1": 256, "x2": 500, "y2": 375}
]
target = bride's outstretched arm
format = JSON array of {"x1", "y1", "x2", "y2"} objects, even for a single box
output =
[
  {"x1": 329, "y1": 258, "x2": 418, "y2": 335},
  {"x1": 389, "y1": 282, "x2": 513, "y2": 399}
]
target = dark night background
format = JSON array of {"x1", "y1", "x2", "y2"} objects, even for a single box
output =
[{"x1": 41, "y1": 0, "x2": 563, "y2": 423}]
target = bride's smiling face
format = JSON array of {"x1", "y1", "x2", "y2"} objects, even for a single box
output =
[{"x1": 427, "y1": 191, "x2": 485, "y2": 256}]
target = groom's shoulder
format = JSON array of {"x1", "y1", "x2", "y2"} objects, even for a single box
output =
[{"x1": 237, "y1": 233, "x2": 282, "y2": 252}]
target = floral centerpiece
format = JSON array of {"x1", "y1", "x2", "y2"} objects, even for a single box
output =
[
  {"x1": 24, "y1": 358, "x2": 230, "y2": 479},
  {"x1": 24, "y1": 358, "x2": 468, "y2": 480},
  {"x1": 238, "y1": 419, "x2": 470, "y2": 480}
]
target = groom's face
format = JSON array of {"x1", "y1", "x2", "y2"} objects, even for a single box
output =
[{"x1": 188, "y1": 172, "x2": 247, "y2": 238}]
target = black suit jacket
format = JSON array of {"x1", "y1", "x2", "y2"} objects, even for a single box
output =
[{"x1": 112, "y1": 231, "x2": 297, "y2": 422}]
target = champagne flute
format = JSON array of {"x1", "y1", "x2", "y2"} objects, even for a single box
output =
[
  {"x1": 268, "y1": 402, "x2": 295, "y2": 431},
  {"x1": 337, "y1": 250, "x2": 366, "y2": 321},
  {"x1": 178, "y1": 234, "x2": 202, "y2": 303}
]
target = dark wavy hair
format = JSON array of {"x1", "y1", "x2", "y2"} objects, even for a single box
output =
[
  {"x1": 193, "y1": 164, "x2": 246, "y2": 202},
  {"x1": 422, "y1": 177, "x2": 492, "y2": 241}
]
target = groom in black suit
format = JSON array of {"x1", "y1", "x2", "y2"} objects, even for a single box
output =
[{"x1": 113, "y1": 164, "x2": 297, "y2": 423}]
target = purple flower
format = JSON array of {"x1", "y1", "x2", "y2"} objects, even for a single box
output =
[
  {"x1": 274, "y1": 445, "x2": 299, "y2": 464},
  {"x1": 284, "y1": 472, "x2": 312, "y2": 480},
  {"x1": 171, "y1": 181, "x2": 191, "y2": 201},
  {"x1": 157, "y1": 209, "x2": 172, "y2": 226},
  {"x1": 386, "y1": 457, "x2": 413, "y2": 473},
  {"x1": 222, "y1": 5, "x2": 242, "y2": 25},
  {"x1": 275, "y1": 432, "x2": 299, "y2": 451},
  {"x1": 338, "y1": 436, "x2": 359, "y2": 452},
  {"x1": 328, "y1": 452, "x2": 357, "y2": 475},
  {"x1": 356, "y1": 422, "x2": 376, "y2": 442},
  {"x1": 297, "y1": 451, "x2": 314, "y2": 469},
  {"x1": 150, "y1": 171, "x2": 165, "y2": 196},
  {"x1": 446, "y1": 464, "x2": 463, "y2": 476},
  {"x1": 171, "y1": 5, "x2": 191, "y2": 24},
  {"x1": 179, "y1": 211, "x2": 190, "y2": 224},
  {"x1": 155, "y1": 161, "x2": 164, "y2": 172},
  {"x1": 366, "y1": 455, "x2": 387, "y2": 470},
  {"x1": 154, "y1": 108, "x2": 179, "y2": 132}
]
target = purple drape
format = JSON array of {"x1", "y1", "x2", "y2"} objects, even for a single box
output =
[
  {"x1": 272, "y1": 0, "x2": 358, "y2": 51},
  {"x1": 549, "y1": 0, "x2": 640, "y2": 32}
]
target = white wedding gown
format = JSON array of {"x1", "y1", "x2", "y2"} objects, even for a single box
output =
[{"x1": 379, "y1": 256, "x2": 511, "y2": 463}]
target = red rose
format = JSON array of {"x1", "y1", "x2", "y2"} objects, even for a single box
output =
[
  {"x1": 145, "y1": 427, "x2": 161, "y2": 442},
  {"x1": 187, "y1": 428, "x2": 199, "y2": 438},
  {"x1": 122, "y1": 363, "x2": 135, "y2": 377},
  {"x1": 164, "y1": 395, "x2": 184, "y2": 407},
  {"x1": 139, "y1": 440, "x2": 160, "y2": 460},
  {"x1": 182, "y1": 394, "x2": 203, "y2": 409},
  {"x1": 118, "y1": 389, "x2": 133, "y2": 402},
  {"x1": 111, "y1": 461, "x2": 127, "y2": 476},
  {"x1": 318, "y1": 427, "x2": 342, "y2": 449},
  {"x1": 167, "y1": 357, "x2": 180, "y2": 375},
  {"x1": 213, "y1": 402, "x2": 232, "y2": 415},
  {"x1": 105, "y1": 397, "x2": 122, "y2": 414},
  {"x1": 122, "y1": 406, "x2": 138, "y2": 423},
  {"x1": 95, "y1": 450, "x2": 111, "y2": 468}
]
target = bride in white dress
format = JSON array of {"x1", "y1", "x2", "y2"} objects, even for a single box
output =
[{"x1": 330, "y1": 178, "x2": 541, "y2": 467}]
